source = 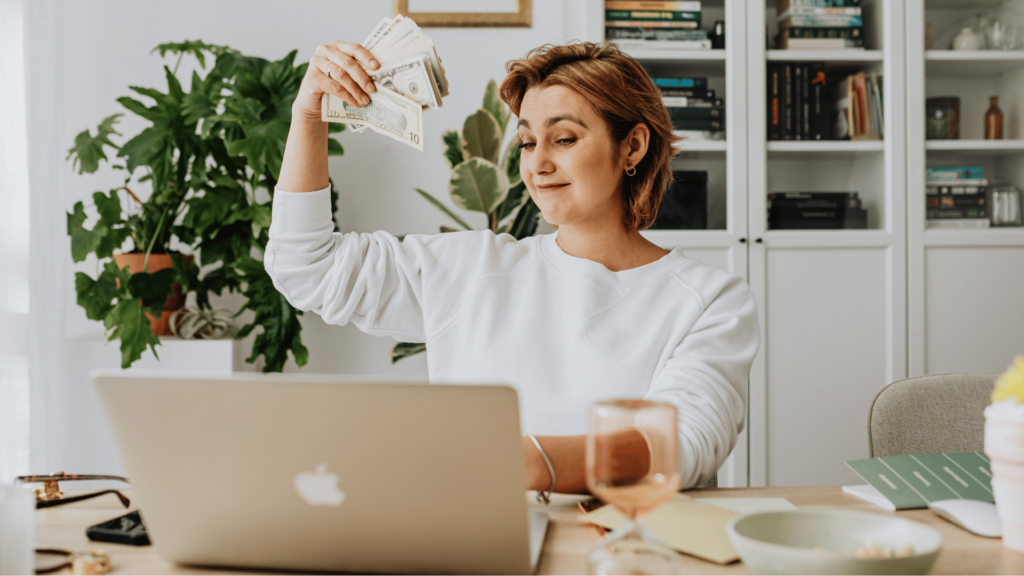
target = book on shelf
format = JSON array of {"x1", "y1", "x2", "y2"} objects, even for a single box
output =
[
  {"x1": 776, "y1": 37, "x2": 864, "y2": 49},
  {"x1": 779, "y1": 26, "x2": 863, "y2": 38},
  {"x1": 834, "y1": 71, "x2": 883, "y2": 140},
  {"x1": 606, "y1": 10, "x2": 701, "y2": 21},
  {"x1": 651, "y1": 170, "x2": 708, "y2": 230},
  {"x1": 779, "y1": 14, "x2": 863, "y2": 28},
  {"x1": 606, "y1": 19, "x2": 700, "y2": 28},
  {"x1": 777, "y1": 0, "x2": 860, "y2": 11},
  {"x1": 926, "y1": 166, "x2": 983, "y2": 181},
  {"x1": 768, "y1": 192, "x2": 867, "y2": 229},
  {"x1": 767, "y1": 62, "x2": 829, "y2": 140},
  {"x1": 663, "y1": 96, "x2": 724, "y2": 108},
  {"x1": 605, "y1": 1, "x2": 702, "y2": 10},
  {"x1": 670, "y1": 118, "x2": 724, "y2": 131},
  {"x1": 667, "y1": 107, "x2": 724, "y2": 121},
  {"x1": 612, "y1": 38, "x2": 713, "y2": 50},
  {"x1": 605, "y1": 28, "x2": 708, "y2": 41},
  {"x1": 927, "y1": 183, "x2": 988, "y2": 195},
  {"x1": 652, "y1": 76, "x2": 707, "y2": 89},
  {"x1": 927, "y1": 207, "x2": 987, "y2": 219},
  {"x1": 778, "y1": 6, "x2": 862, "y2": 18},
  {"x1": 660, "y1": 87, "x2": 714, "y2": 98},
  {"x1": 674, "y1": 129, "x2": 726, "y2": 142},
  {"x1": 926, "y1": 219, "x2": 991, "y2": 229}
]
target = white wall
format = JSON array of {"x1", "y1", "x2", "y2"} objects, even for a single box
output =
[{"x1": 58, "y1": 0, "x2": 586, "y2": 473}]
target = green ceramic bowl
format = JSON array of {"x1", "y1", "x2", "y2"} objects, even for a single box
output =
[{"x1": 726, "y1": 509, "x2": 943, "y2": 575}]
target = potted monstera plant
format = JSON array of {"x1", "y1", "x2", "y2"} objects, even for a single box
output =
[
  {"x1": 67, "y1": 40, "x2": 344, "y2": 371},
  {"x1": 391, "y1": 80, "x2": 541, "y2": 363}
]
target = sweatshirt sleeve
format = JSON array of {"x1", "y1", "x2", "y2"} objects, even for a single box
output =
[
  {"x1": 644, "y1": 271, "x2": 761, "y2": 489},
  {"x1": 264, "y1": 187, "x2": 429, "y2": 342}
]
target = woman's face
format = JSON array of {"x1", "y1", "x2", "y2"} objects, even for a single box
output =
[{"x1": 517, "y1": 85, "x2": 624, "y2": 231}]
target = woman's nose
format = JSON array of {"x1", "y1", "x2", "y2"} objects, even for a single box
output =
[{"x1": 531, "y1": 142, "x2": 555, "y2": 175}]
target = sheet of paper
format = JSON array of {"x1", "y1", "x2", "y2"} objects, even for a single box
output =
[
  {"x1": 694, "y1": 497, "x2": 797, "y2": 515},
  {"x1": 581, "y1": 494, "x2": 740, "y2": 565}
]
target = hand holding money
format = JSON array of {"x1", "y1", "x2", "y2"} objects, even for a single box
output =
[{"x1": 321, "y1": 14, "x2": 450, "y2": 151}]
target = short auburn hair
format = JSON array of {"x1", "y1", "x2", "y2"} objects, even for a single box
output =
[{"x1": 500, "y1": 41, "x2": 681, "y2": 233}]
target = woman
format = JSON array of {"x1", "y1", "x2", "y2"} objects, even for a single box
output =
[{"x1": 266, "y1": 40, "x2": 759, "y2": 495}]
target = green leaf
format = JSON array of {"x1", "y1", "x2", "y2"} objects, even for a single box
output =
[
  {"x1": 327, "y1": 138, "x2": 344, "y2": 156},
  {"x1": 74, "y1": 271, "x2": 118, "y2": 321},
  {"x1": 104, "y1": 299, "x2": 160, "y2": 369},
  {"x1": 439, "y1": 226, "x2": 460, "y2": 233},
  {"x1": 508, "y1": 196, "x2": 542, "y2": 240},
  {"x1": 448, "y1": 157, "x2": 509, "y2": 215},
  {"x1": 67, "y1": 202, "x2": 104, "y2": 263},
  {"x1": 127, "y1": 268, "x2": 177, "y2": 317},
  {"x1": 481, "y1": 79, "x2": 510, "y2": 134},
  {"x1": 249, "y1": 203, "x2": 272, "y2": 238},
  {"x1": 462, "y1": 109, "x2": 502, "y2": 163},
  {"x1": 171, "y1": 253, "x2": 208, "y2": 310},
  {"x1": 151, "y1": 40, "x2": 232, "y2": 69},
  {"x1": 442, "y1": 129, "x2": 465, "y2": 169},
  {"x1": 501, "y1": 135, "x2": 522, "y2": 187},
  {"x1": 230, "y1": 257, "x2": 307, "y2": 372},
  {"x1": 391, "y1": 342, "x2": 426, "y2": 363},
  {"x1": 414, "y1": 188, "x2": 474, "y2": 231},
  {"x1": 93, "y1": 190, "x2": 123, "y2": 224},
  {"x1": 66, "y1": 114, "x2": 122, "y2": 174},
  {"x1": 495, "y1": 180, "x2": 527, "y2": 224}
]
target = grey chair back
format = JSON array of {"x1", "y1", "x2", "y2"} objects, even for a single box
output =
[{"x1": 868, "y1": 373, "x2": 996, "y2": 458}]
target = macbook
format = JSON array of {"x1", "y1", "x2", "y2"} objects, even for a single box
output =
[{"x1": 92, "y1": 370, "x2": 549, "y2": 574}]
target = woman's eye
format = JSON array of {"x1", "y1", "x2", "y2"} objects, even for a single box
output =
[
  {"x1": 518, "y1": 142, "x2": 536, "y2": 150},
  {"x1": 557, "y1": 138, "x2": 576, "y2": 145}
]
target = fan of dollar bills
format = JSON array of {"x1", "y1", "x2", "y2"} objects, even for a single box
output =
[{"x1": 321, "y1": 14, "x2": 449, "y2": 151}]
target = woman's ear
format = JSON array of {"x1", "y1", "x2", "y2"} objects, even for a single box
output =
[{"x1": 621, "y1": 123, "x2": 651, "y2": 169}]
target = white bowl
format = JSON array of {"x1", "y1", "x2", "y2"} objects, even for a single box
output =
[{"x1": 726, "y1": 509, "x2": 943, "y2": 575}]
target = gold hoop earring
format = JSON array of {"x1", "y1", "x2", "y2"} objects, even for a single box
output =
[{"x1": 625, "y1": 164, "x2": 637, "y2": 177}]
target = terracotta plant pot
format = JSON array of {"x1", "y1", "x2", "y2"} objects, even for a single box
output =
[{"x1": 112, "y1": 253, "x2": 193, "y2": 336}]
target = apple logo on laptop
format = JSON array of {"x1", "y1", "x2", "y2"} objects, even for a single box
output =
[{"x1": 294, "y1": 463, "x2": 346, "y2": 506}]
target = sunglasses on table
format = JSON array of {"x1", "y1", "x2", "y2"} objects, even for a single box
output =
[{"x1": 17, "y1": 472, "x2": 131, "y2": 509}]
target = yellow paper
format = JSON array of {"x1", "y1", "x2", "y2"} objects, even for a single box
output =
[{"x1": 581, "y1": 494, "x2": 740, "y2": 565}]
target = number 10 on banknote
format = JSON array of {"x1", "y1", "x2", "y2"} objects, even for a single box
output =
[{"x1": 321, "y1": 85, "x2": 424, "y2": 151}]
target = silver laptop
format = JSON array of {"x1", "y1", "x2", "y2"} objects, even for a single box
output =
[{"x1": 92, "y1": 370, "x2": 549, "y2": 574}]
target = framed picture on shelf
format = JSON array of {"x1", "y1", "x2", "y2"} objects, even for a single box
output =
[{"x1": 393, "y1": 0, "x2": 531, "y2": 28}]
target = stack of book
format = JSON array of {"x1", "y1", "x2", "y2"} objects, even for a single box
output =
[
  {"x1": 926, "y1": 166, "x2": 989, "y2": 229},
  {"x1": 656, "y1": 76, "x2": 724, "y2": 134},
  {"x1": 775, "y1": 0, "x2": 864, "y2": 50},
  {"x1": 834, "y1": 71, "x2": 883, "y2": 140},
  {"x1": 767, "y1": 62, "x2": 828, "y2": 140},
  {"x1": 767, "y1": 192, "x2": 867, "y2": 229},
  {"x1": 605, "y1": 1, "x2": 711, "y2": 50}
]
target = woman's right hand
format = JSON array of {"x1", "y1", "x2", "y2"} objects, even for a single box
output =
[{"x1": 293, "y1": 41, "x2": 381, "y2": 122}]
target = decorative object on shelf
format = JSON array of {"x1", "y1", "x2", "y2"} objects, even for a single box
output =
[
  {"x1": 169, "y1": 308, "x2": 239, "y2": 340},
  {"x1": 710, "y1": 20, "x2": 725, "y2": 49},
  {"x1": 987, "y1": 17, "x2": 1020, "y2": 50},
  {"x1": 390, "y1": 80, "x2": 541, "y2": 364},
  {"x1": 991, "y1": 186, "x2": 1022, "y2": 227},
  {"x1": 925, "y1": 97, "x2": 959, "y2": 140},
  {"x1": 985, "y1": 96, "x2": 1004, "y2": 140},
  {"x1": 393, "y1": 0, "x2": 531, "y2": 28},
  {"x1": 925, "y1": 22, "x2": 938, "y2": 50},
  {"x1": 767, "y1": 192, "x2": 866, "y2": 230},
  {"x1": 952, "y1": 27, "x2": 983, "y2": 50},
  {"x1": 66, "y1": 41, "x2": 343, "y2": 371},
  {"x1": 650, "y1": 171, "x2": 707, "y2": 230}
]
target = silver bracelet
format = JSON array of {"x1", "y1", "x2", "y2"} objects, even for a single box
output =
[{"x1": 528, "y1": 435, "x2": 555, "y2": 504}]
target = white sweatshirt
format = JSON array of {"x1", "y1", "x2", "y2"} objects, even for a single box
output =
[{"x1": 265, "y1": 187, "x2": 760, "y2": 488}]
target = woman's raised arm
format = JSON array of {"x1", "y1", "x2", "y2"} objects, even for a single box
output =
[{"x1": 278, "y1": 41, "x2": 380, "y2": 193}]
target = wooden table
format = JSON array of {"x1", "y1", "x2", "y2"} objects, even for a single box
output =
[{"x1": 35, "y1": 487, "x2": 1024, "y2": 574}]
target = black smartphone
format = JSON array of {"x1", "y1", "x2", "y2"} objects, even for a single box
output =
[{"x1": 85, "y1": 510, "x2": 150, "y2": 546}]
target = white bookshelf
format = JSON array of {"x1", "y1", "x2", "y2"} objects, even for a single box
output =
[
  {"x1": 745, "y1": 0, "x2": 907, "y2": 489},
  {"x1": 907, "y1": 0, "x2": 1024, "y2": 379}
]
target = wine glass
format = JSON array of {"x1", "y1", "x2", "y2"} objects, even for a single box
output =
[{"x1": 586, "y1": 399, "x2": 682, "y2": 575}]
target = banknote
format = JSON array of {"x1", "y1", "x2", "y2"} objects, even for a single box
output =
[
  {"x1": 370, "y1": 55, "x2": 441, "y2": 110},
  {"x1": 380, "y1": 37, "x2": 449, "y2": 98},
  {"x1": 322, "y1": 85, "x2": 423, "y2": 151}
]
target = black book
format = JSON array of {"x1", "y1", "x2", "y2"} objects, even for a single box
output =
[
  {"x1": 671, "y1": 118, "x2": 725, "y2": 131},
  {"x1": 767, "y1": 63, "x2": 782, "y2": 141},
  {"x1": 927, "y1": 208, "x2": 988, "y2": 219},
  {"x1": 667, "y1": 107, "x2": 725, "y2": 120},
  {"x1": 801, "y1": 64, "x2": 811, "y2": 140},
  {"x1": 779, "y1": 26, "x2": 864, "y2": 39},
  {"x1": 768, "y1": 207, "x2": 867, "y2": 229},
  {"x1": 794, "y1": 64, "x2": 804, "y2": 140},
  {"x1": 926, "y1": 194, "x2": 986, "y2": 208},
  {"x1": 783, "y1": 63, "x2": 794, "y2": 140},
  {"x1": 768, "y1": 191, "x2": 859, "y2": 202},
  {"x1": 809, "y1": 63, "x2": 827, "y2": 140}
]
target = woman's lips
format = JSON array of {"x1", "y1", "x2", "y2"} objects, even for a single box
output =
[{"x1": 537, "y1": 183, "x2": 569, "y2": 191}]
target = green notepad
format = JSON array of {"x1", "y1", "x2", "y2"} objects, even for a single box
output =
[{"x1": 846, "y1": 451, "x2": 994, "y2": 510}]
